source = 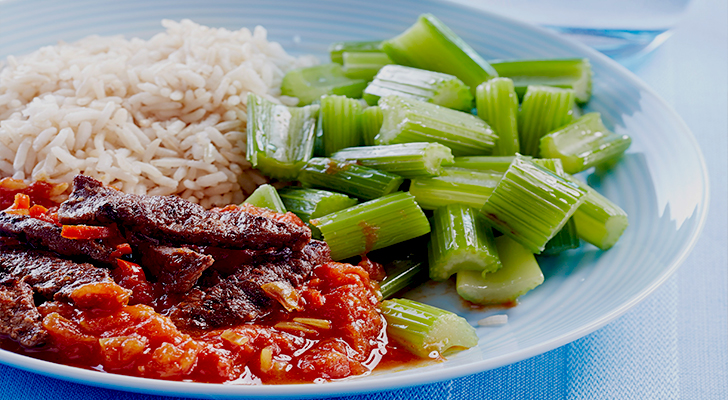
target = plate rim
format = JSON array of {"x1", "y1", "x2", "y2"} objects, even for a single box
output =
[{"x1": 0, "y1": 0, "x2": 711, "y2": 397}]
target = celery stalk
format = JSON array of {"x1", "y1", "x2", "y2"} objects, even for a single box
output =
[
  {"x1": 490, "y1": 58, "x2": 593, "y2": 104},
  {"x1": 310, "y1": 192, "x2": 430, "y2": 260},
  {"x1": 566, "y1": 174, "x2": 628, "y2": 250},
  {"x1": 518, "y1": 85, "x2": 576, "y2": 157},
  {"x1": 476, "y1": 78, "x2": 520, "y2": 155},
  {"x1": 363, "y1": 65, "x2": 473, "y2": 111},
  {"x1": 456, "y1": 235, "x2": 544, "y2": 304},
  {"x1": 379, "y1": 259, "x2": 428, "y2": 299},
  {"x1": 281, "y1": 63, "x2": 367, "y2": 106},
  {"x1": 542, "y1": 217, "x2": 580, "y2": 255},
  {"x1": 380, "y1": 298, "x2": 478, "y2": 358},
  {"x1": 342, "y1": 52, "x2": 393, "y2": 81},
  {"x1": 331, "y1": 143, "x2": 454, "y2": 178},
  {"x1": 277, "y1": 187, "x2": 357, "y2": 223},
  {"x1": 316, "y1": 95, "x2": 363, "y2": 156},
  {"x1": 360, "y1": 106, "x2": 383, "y2": 146},
  {"x1": 382, "y1": 14, "x2": 497, "y2": 93},
  {"x1": 297, "y1": 157, "x2": 403, "y2": 200},
  {"x1": 376, "y1": 95, "x2": 497, "y2": 156},
  {"x1": 409, "y1": 167, "x2": 502, "y2": 210},
  {"x1": 242, "y1": 184, "x2": 287, "y2": 213},
  {"x1": 329, "y1": 40, "x2": 383, "y2": 64},
  {"x1": 428, "y1": 204, "x2": 501, "y2": 281},
  {"x1": 450, "y1": 156, "x2": 519, "y2": 172}
]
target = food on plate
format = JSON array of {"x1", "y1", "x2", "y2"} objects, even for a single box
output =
[{"x1": 0, "y1": 12, "x2": 632, "y2": 385}]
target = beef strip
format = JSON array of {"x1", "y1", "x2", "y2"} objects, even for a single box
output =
[
  {"x1": 170, "y1": 240, "x2": 330, "y2": 329},
  {"x1": 0, "y1": 213, "x2": 117, "y2": 264},
  {"x1": 0, "y1": 278, "x2": 48, "y2": 347},
  {"x1": 58, "y1": 175, "x2": 310, "y2": 251},
  {"x1": 0, "y1": 245, "x2": 114, "y2": 302}
]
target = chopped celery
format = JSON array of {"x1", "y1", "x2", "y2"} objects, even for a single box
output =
[
  {"x1": 310, "y1": 192, "x2": 431, "y2": 260},
  {"x1": 297, "y1": 157, "x2": 403, "y2": 200},
  {"x1": 382, "y1": 14, "x2": 497, "y2": 93},
  {"x1": 242, "y1": 184, "x2": 287, "y2": 213},
  {"x1": 381, "y1": 298, "x2": 478, "y2": 358},
  {"x1": 277, "y1": 187, "x2": 357, "y2": 223},
  {"x1": 428, "y1": 204, "x2": 501, "y2": 281},
  {"x1": 379, "y1": 259, "x2": 428, "y2": 299},
  {"x1": 539, "y1": 112, "x2": 632, "y2": 174},
  {"x1": 542, "y1": 217, "x2": 580, "y2": 255},
  {"x1": 331, "y1": 142, "x2": 454, "y2": 178},
  {"x1": 456, "y1": 235, "x2": 544, "y2": 304},
  {"x1": 363, "y1": 65, "x2": 473, "y2": 111},
  {"x1": 360, "y1": 106, "x2": 383, "y2": 146},
  {"x1": 316, "y1": 95, "x2": 363, "y2": 156},
  {"x1": 342, "y1": 51, "x2": 393, "y2": 81},
  {"x1": 329, "y1": 40, "x2": 383, "y2": 64},
  {"x1": 531, "y1": 157, "x2": 565, "y2": 176},
  {"x1": 490, "y1": 58, "x2": 593, "y2": 104},
  {"x1": 450, "y1": 156, "x2": 519, "y2": 172},
  {"x1": 376, "y1": 95, "x2": 497, "y2": 156},
  {"x1": 566, "y1": 174, "x2": 628, "y2": 250},
  {"x1": 479, "y1": 155, "x2": 587, "y2": 254},
  {"x1": 281, "y1": 63, "x2": 367, "y2": 106},
  {"x1": 245, "y1": 93, "x2": 318, "y2": 180},
  {"x1": 409, "y1": 167, "x2": 502, "y2": 210},
  {"x1": 475, "y1": 78, "x2": 520, "y2": 155},
  {"x1": 518, "y1": 85, "x2": 576, "y2": 156}
]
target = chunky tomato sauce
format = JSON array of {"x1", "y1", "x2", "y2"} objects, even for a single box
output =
[{"x1": 0, "y1": 179, "x2": 424, "y2": 384}]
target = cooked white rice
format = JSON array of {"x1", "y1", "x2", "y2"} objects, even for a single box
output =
[{"x1": 0, "y1": 19, "x2": 317, "y2": 208}]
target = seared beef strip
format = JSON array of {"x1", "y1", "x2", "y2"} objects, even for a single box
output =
[
  {"x1": 130, "y1": 235, "x2": 214, "y2": 293},
  {"x1": 0, "y1": 245, "x2": 114, "y2": 302},
  {"x1": 58, "y1": 175, "x2": 310, "y2": 251},
  {"x1": 170, "y1": 240, "x2": 330, "y2": 329},
  {"x1": 0, "y1": 278, "x2": 48, "y2": 347},
  {"x1": 0, "y1": 213, "x2": 117, "y2": 264}
]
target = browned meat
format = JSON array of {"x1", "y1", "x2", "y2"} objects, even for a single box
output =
[
  {"x1": 170, "y1": 240, "x2": 330, "y2": 329},
  {"x1": 0, "y1": 245, "x2": 114, "y2": 302},
  {"x1": 0, "y1": 278, "x2": 48, "y2": 347},
  {"x1": 131, "y1": 236, "x2": 214, "y2": 293},
  {"x1": 0, "y1": 213, "x2": 117, "y2": 264},
  {"x1": 58, "y1": 175, "x2": 310, "y2": 251}
]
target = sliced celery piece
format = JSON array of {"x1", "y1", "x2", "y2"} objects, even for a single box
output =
[
  {"x1": 329, "y1": 40, "x2": 383, "y2": 64},
  {"x1": 245, "y1": 93, "x2": 318, "y2": 180},
  {"x1": 476, "y1": 78, "x2": 520, "y2": 156},
  {"x1": 531, "y1": 157, "x2": 565, "y2": 176},
  {"x1": 277, "y1": 187, "x2": 357, "y2": 223},
  {"x1": 382, "y1": 14, "x2": 497, "y2": 94},
  {"x1": 376, "y1": 95, "x2": 497, "y2": 156},
  {"x1": 490, "y1": 58, "x2": 593, "y2": 104},
  {"x1": 380, "y1": 298, "x2": 478, "y2": 358},
  {"x1": 342, "y1": 51, "x2": 393, "y2": 81},
  {"x1": 363, "y1": 65, "x2": 473, "y2": 111},
  {"x1": 428, "y1": 204, "x2": 501, "y2": 281},
  {"x1": 518, "y1": 85, "x2": 576, "y2": 157},
  {"x1": 479, "y1": 155, "x2": 587, "y2": 254},
  {"x1": 409, "y1": 167, "x2": 502, "y2": 210},
  {"x1": 379, "y1": 259, "x2": 428, "y2": 299},
  {"x1": 310, "y1": 192, "x2": 430, "y2": 260},
  {"x1": 360, "y1": 106, "x2": 383, "y2": 146},
  {"x1": 450, "y1": 156, "x2": 519, "y2": 172},
  {"x1": 542, "y1": 217, "x2": 580, "y2": 255},
  {"x1": 281, "y1": 63, "x2": 367, "y2": 106},
  {"x1": 297, "y1": 157, "x2": 403, "y2": 200},
  {"x1": 539, "y1": 112, "x2": 632, "y2": 174},
  {"x1": 331, "y1": 143, "x2": 454, "y2": 179},
  {"x1": 566, "y1": 174, "x2": 628, "y2": 250},
  {"x1": 316, "y1": 95, "x2": 363, "y2": 156},
  {"x1": 242, "y1": 184, "x2": 287, "y2": 213},
  {"x1": 456, "y1": 235, "x2": 544, "y2": 305}
]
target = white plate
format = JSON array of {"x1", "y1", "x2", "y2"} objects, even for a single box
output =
[{"x1": 0, "y1": 0, "x2": 708, "y2": 398}]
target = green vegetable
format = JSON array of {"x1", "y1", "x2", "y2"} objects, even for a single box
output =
[
  {"x1": 380, "y1": 298, "x2": 478, "y2": 358},
  {"x1": 363, "y1": 65, "x2": 473, "y2": 111},
  {"x1": 245, "y1": 93, "x2": 318, "y2": 180},
  {"x1": 329, "y1": 40, "x2": 383, "y2": 64},
  {"x1": 428, "y1": 204, "x2": 501, "y2": 281},
  {"x1": 456, "y1": 235, "x2": 544, "y2": 304},
  {"x1": 281, "y1": 63, "x2": 367, "y2": 106},
  {"x1": 242, "y1": 184, "x2": 287, "y2": 213},
  {"x1": 450, "y1": 156, "x2": 518, "y2": 172},
  {"x1": 297, "y1": 157, "x2": 403, "y2": 200},
  {"x1": 382, "y1": 13, "x2": 497, "y2": 93},
  {"x1": 316, "y1": 95, "x2": 363, "y2": 156},
  {"x1": 379, "y1": 259, "x2": 428, "y2": 299},
  {"x1": 331, "y1": 142, "x2": 454, "y2": 179},
  {"x1": 542, "y1": 217, "x2": 580, "y2": 255},
  {"x1": 490, "y1": 58, "x2": 593, "y2": 104},
  {"x1": 360, "y1": 106, "x2": 383, "y2": 146},
  {"x1": 479, "y1": 155, "x2": 587, "y2": 254},
  {"x1": 376, "y1": 95, "x2": 497, "y2": 156},
  {"x1": 409, "y1": 167, "x2": 502, "y2": 210},
  {"x1": 518, "y1": 85, "x2": 576, "y2": 157},
  {"x1": 342, "y1": 51, "x2": 393, "y2": 81},
  {"x1": 566, "y1": 174, "x2": 629, "y2": 250},
  {"x1": 539, "y1": 112, "x2": 632, "y2": 174},
  {"x1": 311, "y1": 192, "x2": 431, "y2": 260},
  {"x1": 475, "y1": 77, "x2": 520, "y2": 155},
  {"x1": 277, "y1": 187, "x2": 357, "y2": 223}
]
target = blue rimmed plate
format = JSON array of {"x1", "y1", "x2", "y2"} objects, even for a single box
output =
[{"x1": 0, "y1": 0, "x2": 708, "y2": 398}]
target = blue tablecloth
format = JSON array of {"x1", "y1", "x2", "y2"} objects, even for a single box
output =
[{"x1": 1, "y1": 0, "x2": 726, "y2": 398}]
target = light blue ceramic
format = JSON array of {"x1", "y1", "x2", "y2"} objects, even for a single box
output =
[{"x1": 0, "y1": 0, "x2": 708, "y2": 398}]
